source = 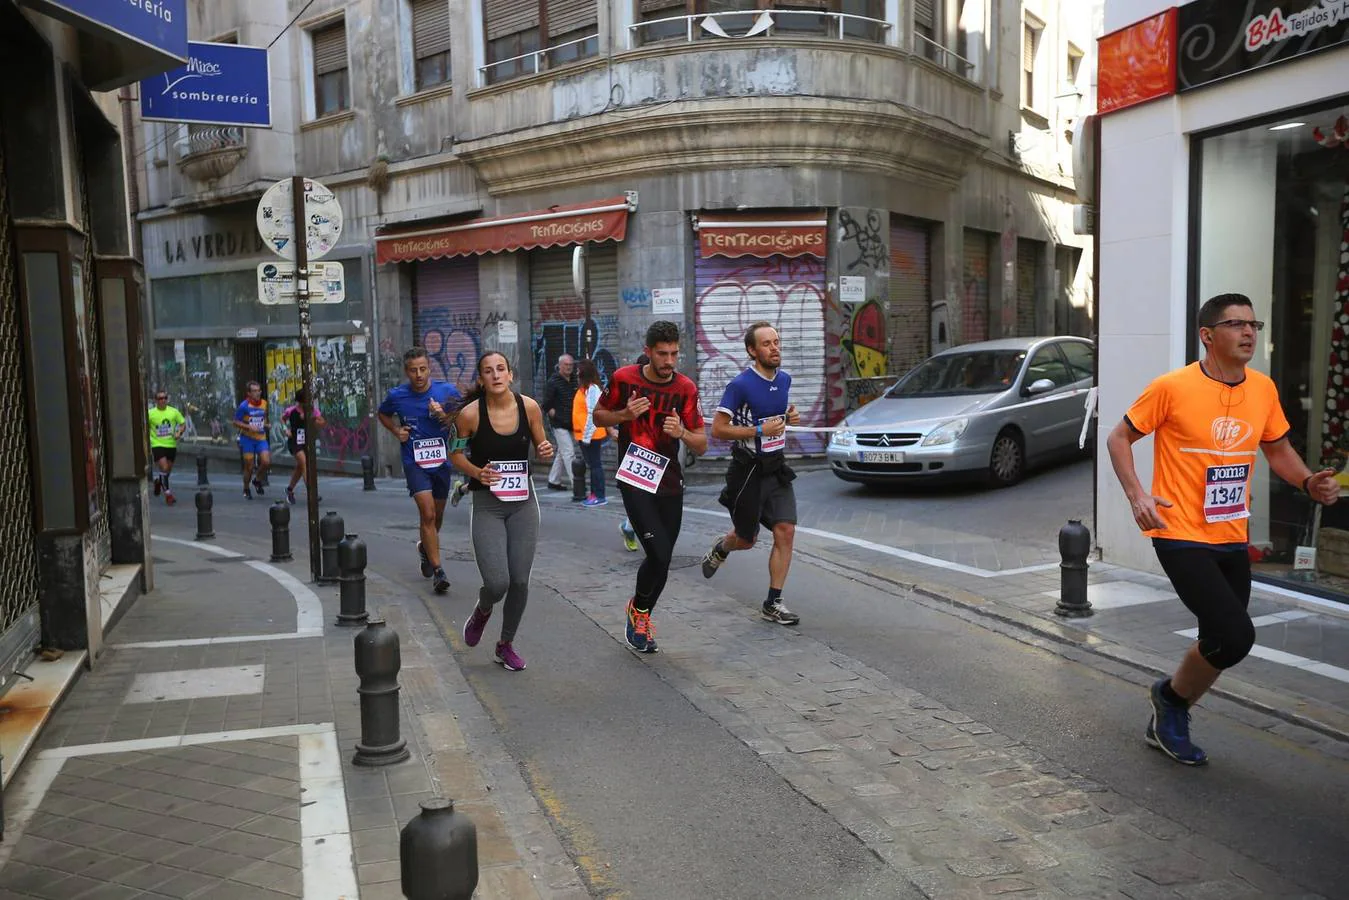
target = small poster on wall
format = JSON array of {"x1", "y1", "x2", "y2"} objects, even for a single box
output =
[
  {"x1": 498, "y1": 320, "x2": 518, "y2": 344},
  {"x1": 652, "y1": 288, "x2": 684, "y2": 315},
  {"x1": 839, "y1": 276, "x2": 866, "y2": 305}
]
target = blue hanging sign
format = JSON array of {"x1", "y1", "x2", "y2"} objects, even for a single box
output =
[
  {"x1": 140, "y1": 42, "x2": 272, "y2": 128},
  {"x1": 18, "y1": 0, "x2": 188, "y2": 60}
]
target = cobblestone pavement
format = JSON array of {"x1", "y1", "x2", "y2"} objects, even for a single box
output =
[{"x1": 0, "y1": 530, "x2": 586, "y2": 900}]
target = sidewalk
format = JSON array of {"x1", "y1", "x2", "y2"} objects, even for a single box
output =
[{"x1": 0, "y1": 526, "x2": 586, "y2": 900}]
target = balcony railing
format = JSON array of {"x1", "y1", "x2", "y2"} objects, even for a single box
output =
[
  {"x1": 912, "y1": 32, "x2": 975, "y2": 79},
  {"x1": 477, "y1": 33, "x2": 598, "y2": 86},
  {"x1": 174, "y1": 127, "x2": 248, "y2": 182},
  {"x1": 629, "y1": 10, "x2": 892, "y2": 49}
]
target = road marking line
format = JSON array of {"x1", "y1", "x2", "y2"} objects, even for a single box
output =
[
  {"x1": 37, "y1": 722, "x2": 335, "y2": 759},
  {"x1": 110, "y1": 629, "x2": 323, "y2": 649},
  {"x1": 244, "y1": 560, "x2": 325, "y2": 631},
  {"x1": 1173, "y1": 626, "x2": 1349, "y2": 684},
  {"x1": 153, "y1": 535, "x2": 244, "y2": 558},
  {"x1": 683, "y1": 507, "x2": 1059, "y2": 579},
  {"x1": 0, "y1": 757, "x2": 65, "y2": 869},
  {"x1": 299, "y1": 729, "x2": 360, "y2": 900}
]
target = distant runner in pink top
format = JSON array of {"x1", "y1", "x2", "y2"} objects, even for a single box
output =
[{"x1": 284, "y1": 388, "x2": 325, "y2": 505}]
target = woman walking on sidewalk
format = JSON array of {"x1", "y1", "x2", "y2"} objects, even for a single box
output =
[
  {"x1": 574, "y1": 358, "x2": 609, "y2": 508},
  {"x1": 450, "y1": 351, "x2": 554, "y2": 671}
]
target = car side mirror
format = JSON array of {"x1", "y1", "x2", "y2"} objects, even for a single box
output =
[{"x1": 1025, "y1": 378, "x2": 1056, "y2": 396}]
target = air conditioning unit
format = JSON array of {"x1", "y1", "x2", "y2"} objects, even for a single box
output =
[{"x1": 1073, "y1": 203, "x2": 1095, "y2": 236}]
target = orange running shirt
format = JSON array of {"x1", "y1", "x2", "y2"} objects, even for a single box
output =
[{"x1": 1125, "y1": 362, "x2": 1290, "y2": 545}]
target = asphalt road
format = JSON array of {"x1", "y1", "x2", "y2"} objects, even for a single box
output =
[{"x1": 182, "y1": 461, "x2": 1348, "y2": 899}]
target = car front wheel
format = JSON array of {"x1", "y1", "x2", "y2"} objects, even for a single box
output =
[{"x1": 988, "y1": 431, "x2": 1024, "y2": 487}]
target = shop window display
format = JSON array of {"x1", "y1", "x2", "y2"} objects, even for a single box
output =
[{"x1": 1194, "y1": 97, "x2": 1349, "y2": 598}]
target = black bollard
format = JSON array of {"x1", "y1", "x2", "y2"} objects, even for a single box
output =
[
  {"x1": 269, "y1": 501, "x2": 293, "y2": 562},
  {"x1": 318, "y1": 510, "x2": 345, "y2": 584},
  {"x1": 352, "y1": 619, "x2": 411, "y2": 767},
  {"x1": 1054, "y1": 519, "x2": 1093, "y2": 618},
  {"x1": 361, "y1": 455, "x2": 376, "y2": 491},
  {"x1": 196, "y1": 454, "x2": 209, "y2": 486},
  {"x1": 194, "y1": 489, "x2": 214, "y2": 540},
  {"x1": 571, "y1": 455, "x2": 587, "y2": 503},
  {"x1": 400, "y1": 798, "x2": 478, "y2": 900},
  {"x1": 336, "y1": 533, "x2": 369, "y2": 627}
]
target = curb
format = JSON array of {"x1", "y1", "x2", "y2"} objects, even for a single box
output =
[{"x1": 795, "y1": 546, "x2": 1349, "y2": 746}]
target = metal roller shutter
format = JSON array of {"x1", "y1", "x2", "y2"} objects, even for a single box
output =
[
  {"x1": 962, "y1": 230, "x2": 991, "y2": 344},
  {"x1": 412, "y1": 0, "x2": 451, "y2": 59},
  {"x1": 547, "y1": 0, "x2": 596, "y2": 36},
  {"x1": 485, "y1": 0, "x2": 537, "y2": 40},
  {"x1": 888, "y1": 218, "x2": 931, "y2": 377},
  {"x1": 915, "y1": 0, "x2": 936, "y2": 31},
  {"x1": 312, "y1": 21, "x2": 348, "y2": 75},
  {"x1": 530, "y1": 244, "x2": 620, "y2": 399},
  {"x1": 413, "y1": 257, "x2": 482, "y2": 397},
  {"x1": 1016, "y1": 238, "x2": 1040, "y2": 337},
  {"x1": 694, "y1": 253, "x2": 828, "y2": 457}
]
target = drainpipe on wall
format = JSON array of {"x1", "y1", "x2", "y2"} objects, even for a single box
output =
[{"x1": 117, "y1": 86, "x2": 142, "y2": 262}]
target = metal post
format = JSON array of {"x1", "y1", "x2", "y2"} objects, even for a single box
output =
[
  {"x1": 194, "y1": 489, "x2": 214, "y2": 540},
  {"x1": 196, "y1": 454, "x2": 209, "y2": 486},
  {"x1": 318, "y1": 510, "x2": 344, "y2": 584},
  {"x1": 336, "y1": 533, "x2": 368, "y2": 626},
  {"x1": 269, "y1": 501, "x2": 293, "y2": 562},
  {"x1": 1054, "y1": 519, "x2": 1093, "y2": 618},
  {"x1": 361, "y1": 454, "x2": 376, "y2": 491},
  {"x1": 400, "y1": 798, "x2": 478, "y2": 900},
  {"x1": 292, "y1": 175, "x2": 323, "y2": 583},
  {"x1": 352, "y1": 619, "x2": 410, "y2": 767}
]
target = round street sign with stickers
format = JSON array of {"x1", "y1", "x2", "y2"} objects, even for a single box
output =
[{"x1": 256, "y1": 177, "x2": 343, "y2": 261}]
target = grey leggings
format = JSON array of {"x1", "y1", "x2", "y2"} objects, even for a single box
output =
[{"x1": 470, "y1": 488, "x2": 541, "y2": 644}]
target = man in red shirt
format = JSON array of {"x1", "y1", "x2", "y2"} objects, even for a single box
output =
[{"x1": 594, "y1": 321, "x2": 708, "y2": 653}]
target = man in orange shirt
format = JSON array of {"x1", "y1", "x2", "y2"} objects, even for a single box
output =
[{"x1": 1107, "y1": 293, "x2": 1340, "y2": 765}]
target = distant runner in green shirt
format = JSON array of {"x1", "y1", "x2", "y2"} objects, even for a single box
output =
[{"x1": 147, "y1": 391, "x2": 186, "y2": 506}]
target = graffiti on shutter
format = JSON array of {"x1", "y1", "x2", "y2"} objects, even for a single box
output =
[
  {"x1": 887, "y1": 219, "x2": 931, "y2": 378},
  {"x1": 962, "y1": 230, "x2": 992, "y2": 344},
  {"x1": 1016, "y1": 238, "x2": 1040, "y2": 337},
  {"x1": 530, "y1": 245, "x2": 619, "y2": 398},
  {"x1": 414, "y1": 257, "x2": 482, "y2": 396},
  {"x1": 695, "y1": 254, "x2": 828, "y2": 456}
]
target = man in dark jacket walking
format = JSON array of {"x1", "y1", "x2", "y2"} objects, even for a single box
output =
[{"x1": 541, "y1": 354, "x2": 577, "y2": 490}]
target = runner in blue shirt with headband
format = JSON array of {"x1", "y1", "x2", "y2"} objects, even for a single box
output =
[{"x1": 377, "y1": 346, "x2": 462, "y2": 594}]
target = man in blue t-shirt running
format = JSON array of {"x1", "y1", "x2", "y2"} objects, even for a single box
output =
[
  {"x1": 700, "y1": 322, "x2": 803, "y2": 626},
  {"x1": 377, "y1": 346, "x2": 462, "y2": 594},
  {"x1": 233, "y1": 381, "x2": 271, "y2": 500}
]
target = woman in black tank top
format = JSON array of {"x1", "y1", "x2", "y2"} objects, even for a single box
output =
[{"x1": 449, "y1": 352, "x2": 554, "y2": 671}]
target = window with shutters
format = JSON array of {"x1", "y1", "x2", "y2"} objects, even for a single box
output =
[
  {"x1": 482, "y1": 0, "x2": 598, "y2": 85},
  {"x1": 1065, "y1": 42, "x2": 1083, "y2": 91},
  {"x1": 410, "y1": 0, "x2": 452, "y2": 90},
  {"x1": 638, "y1": 1, "x2": 689, "y2": 43},
  {"x1": 1022, "y1": 15, "x2": 1043, "y2": 111},
  {"x1": 632, "y1": 1, "x2": 884, "y2": 45},
  {"x1": 310, "y1": 20, "x2": 350, "y2": 117}
]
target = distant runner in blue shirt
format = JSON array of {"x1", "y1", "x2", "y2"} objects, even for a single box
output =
[
  {"x1": 700, "y1": 322, "x2": 803, "y2": 626},
  {"x1": 377, "y1": 346, "x2": 463, "y2": 594},
  {"x1": 233, "y1": 381, "x2": 271, "y2": 500}
]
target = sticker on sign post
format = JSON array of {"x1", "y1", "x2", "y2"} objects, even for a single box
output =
[
  {"x1": 489, "y1": 461, "x2": 530, "y2": 502},
  {"x1": 616, "y1": 444, "x2": 669, "y2": 494},
  {"x1": 256, "y1": 177, "x2": 343, "y2": 262}
]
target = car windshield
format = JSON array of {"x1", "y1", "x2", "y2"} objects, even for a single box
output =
[{"x1": 888, "y1": 350, "x2": 1026, "y2": 397}]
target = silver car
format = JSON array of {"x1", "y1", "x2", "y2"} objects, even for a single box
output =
[{"x1": 827, "y1": 337, "x2": 1095, "y2": 487}]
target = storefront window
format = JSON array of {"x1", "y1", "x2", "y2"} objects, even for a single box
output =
[{"x1": 1194, "y1": 96, "x2": 1349, "y2": 597}]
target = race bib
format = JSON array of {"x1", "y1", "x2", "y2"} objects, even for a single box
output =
[
  {"x1": 1204, "y1": 464, "x2": 1250, "y2": 523},
  {"x1": 759, "y1": 416, "x2": 786, "y2": 454},
  {"x1": 295, "y1": 428, "x2": 306, "y2": 447},
  {"x1": 156, "y1": 423, "x2": 172, "y2": 437},
  {"x1": 413, "y1": 437, "x2": 448, "y2": 470},
  {"x1": 616, "y1": 444, "x2": 669, "y2": 494},
  {"x1": 489, "y1": 460, "x2": 529, "y2": 502}
]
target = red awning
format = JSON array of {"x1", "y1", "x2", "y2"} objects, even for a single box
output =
[
  {"x1": 695, "y1": 212, "x2": 827, "y2": 259},
  {"x1": 376, "y1": 196, "x2": 634, "y2": 265}
]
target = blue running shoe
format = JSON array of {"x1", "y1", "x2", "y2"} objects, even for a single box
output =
[
  {"x1": 1146, "y1": 679, "x2": 1207, "y2": 766},
  {"x1": 417, "y1": 541, "x2": 434, "y2": 578},
  {"x1": 625, "y1": 599, "x2": 652, "y2": 653}
]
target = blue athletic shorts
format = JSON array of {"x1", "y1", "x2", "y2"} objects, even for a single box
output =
[
  {"x1": 239, "y1": 436, "x2": 270, "y2": 456},
  {"x1": 403, "y1": 461, "x2": 455, "y2": 499}
]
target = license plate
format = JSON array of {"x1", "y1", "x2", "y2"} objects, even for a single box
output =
[{"x1": 861, "y1": 451, "x2": 905, "y2": 463}]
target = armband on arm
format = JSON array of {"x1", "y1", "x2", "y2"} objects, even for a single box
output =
[{"x1": 450, "y1": 436, "x2": 470, "y2": 453}]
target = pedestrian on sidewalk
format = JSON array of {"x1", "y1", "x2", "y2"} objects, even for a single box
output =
[
  {"x1": 377, "y1": 346, "x2": 463, "y2": 595},
  {"x1": 233, "y1": 381, "x2": 271, "y2": 500},
  {"x1": 1106, "y1": 292, "x2": 1340, "y2": 766},
  {"x1": 147, "y1": 390, "x2": 186, "y2": 505},
  {"x1": 574, "y1": 358, "x2": 609, "y2": 508},
  {"x1": 540, "y1": 354, "x2": 577, "y2": 492},
  {"x1": 594, "y1": 321, "x2": 708, "y2": 653},
  {"x1": 700, "y1": 322, "x2": 803, "y2": 625},
  {"x1": 283, "y1": 388, "x2": 325, "y2": 505},
  {"x1": 451, "y1": 351, "x2": 554, "y2": 671}
]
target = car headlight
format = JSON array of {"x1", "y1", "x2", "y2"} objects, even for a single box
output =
[
  {"x1": 921, "y1": 418, "x2": 968, "y2": 447},
  {"x1": 830, "y1": 429, "x2": 856, "y2": 448}
]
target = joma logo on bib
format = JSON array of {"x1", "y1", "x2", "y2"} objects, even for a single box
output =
[{"x1": 1211, "y1": 417, "x2": 1253, "y2": 451}]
